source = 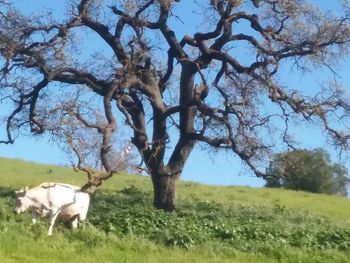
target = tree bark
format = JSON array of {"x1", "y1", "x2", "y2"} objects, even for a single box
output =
[
  {"x1": 148, "y1": 62, "x2": 197, "y2": 212},
  {"x1": 151, "y1": 172, "x2": 179, "y2": 211}
]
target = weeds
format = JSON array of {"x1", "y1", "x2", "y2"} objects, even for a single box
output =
[{"x1": 86, "y1": 187, "x2": 350, "y2": 252}]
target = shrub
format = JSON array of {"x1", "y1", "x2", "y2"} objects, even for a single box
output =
[{"x1": 265, "y1": 149, "x2": 349, "y2": 196}]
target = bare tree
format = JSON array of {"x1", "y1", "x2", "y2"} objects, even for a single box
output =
[
  {"x1": 1, "y1": 0, "x2": 350, "y2": 211},
  {"x1": 43, "y1": 88, "x2": 136, "y2": 193}
]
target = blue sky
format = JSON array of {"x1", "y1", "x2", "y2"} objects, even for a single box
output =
[{"x1": 1, "y1": 0, "x2": 349, "y2": 188}]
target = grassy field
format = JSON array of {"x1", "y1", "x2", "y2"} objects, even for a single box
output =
[{"x1": 0, "y1": 157, "x2": 350, "y2": 262}]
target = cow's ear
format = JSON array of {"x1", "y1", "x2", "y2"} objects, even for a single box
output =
[{"x1": 24, "y1": 186, "x2": 29, "y2": 193}]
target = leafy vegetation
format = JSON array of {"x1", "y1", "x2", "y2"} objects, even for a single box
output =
[
  {"x1": 265, "y1": 149, "x2": 349, "y2": 196},
  {"x1": 89, "y1": 187, "x2": 350, "y2": 252},
  {"x1": 1, "y1": 158, "x2": 350, "y2": 262}
]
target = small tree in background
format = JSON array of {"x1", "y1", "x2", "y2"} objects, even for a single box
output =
[{"x1": 265, "y1": 149, "x2": 349, "y2": 196}]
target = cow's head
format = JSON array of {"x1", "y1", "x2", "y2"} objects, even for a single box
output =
[{"x1": 14, "y1": 186, "x2": 30, "y2": 214}]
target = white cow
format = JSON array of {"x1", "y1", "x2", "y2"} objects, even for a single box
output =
[{"x1": 14, "y1": 182, "x2": 90, "y2": 235}]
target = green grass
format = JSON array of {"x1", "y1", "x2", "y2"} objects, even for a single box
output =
[{"x1": 1, "y1": 157, "x2": 350, "y2": 262}]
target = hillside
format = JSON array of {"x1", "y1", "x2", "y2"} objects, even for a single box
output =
[{"x1": 1, "y1": 157, "x2": 350, "y2": 262}]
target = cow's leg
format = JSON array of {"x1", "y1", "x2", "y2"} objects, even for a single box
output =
[
  {"x1": 70, "y1": 215, "x2": 79, "y2": 229},
  {"x1": 71, "y1": 218, "x2": 78, "y2": 229},
  {"x1": 31, "y1": 211, "x2": 38, "y2": 224},
  {"x1": 47, "y1": 209, "x2": 60, "y2": 236}
]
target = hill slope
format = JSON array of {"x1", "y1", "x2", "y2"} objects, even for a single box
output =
[
  {"x1": 1, "y1": 157, "x2": 349, "y2": 219},
  {"x1": 1, "y1": 157, "x2": 350, "y2": 263}
]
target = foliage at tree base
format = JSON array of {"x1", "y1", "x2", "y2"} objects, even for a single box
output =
[{"x1": 87, "y1": 186, "x2": 350, "y2": 252}]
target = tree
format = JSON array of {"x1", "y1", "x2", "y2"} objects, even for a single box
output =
[
  {"x1": 265, "y1": 149, "x2": 349, "y2": 196},
  {"x1": 2, "y1": 0, "x2": 350, "y2": 211}
]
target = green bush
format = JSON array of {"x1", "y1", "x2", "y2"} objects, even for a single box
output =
[{"x1": 265, "y1": 149, "x2": 349, "y2": 196}]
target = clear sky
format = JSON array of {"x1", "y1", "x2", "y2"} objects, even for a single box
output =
[{"x1": 1, "y1": 0, "x2": 349, "y2": 188}]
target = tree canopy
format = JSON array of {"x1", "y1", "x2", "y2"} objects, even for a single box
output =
[
  {"x1": 1, "y1": 0, "x2": 350, "y2": 210},
  {"x1": 265, "y1": 149, "x2": 349, "y2": 196}
]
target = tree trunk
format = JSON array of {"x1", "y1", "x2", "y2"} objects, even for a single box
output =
[{"x1": 151, "y1": 172, "x2": 179, "y2": 212}]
